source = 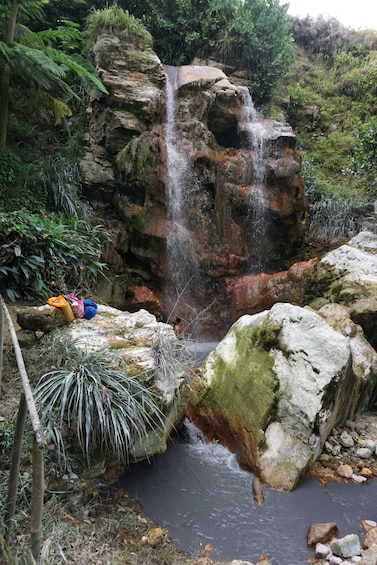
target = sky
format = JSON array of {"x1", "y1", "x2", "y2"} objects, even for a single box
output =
[{"x1": 282, "y1": 0, "x2": 377, "y2": 31}]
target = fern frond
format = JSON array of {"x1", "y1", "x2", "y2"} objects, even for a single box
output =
[
  {"x1": 17, "y1": 0, "x2": 49, "y2": 26},
  {"x1": 45, "y1": 46, "x2": 108, "y2": 95},
  {"x1": 12, "y1": 44, "x2": 67, "y2": 79}
]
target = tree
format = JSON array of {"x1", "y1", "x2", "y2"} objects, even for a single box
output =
[
  {"x1": 0, "y1": 0, "x2": 107, "y2": 150},
  {"x1": 119, "y1": 0, "x2": 293, "y2": 102},
  {"x1": 215, "y1": 0, "x2": 294, "y2": 102},
  {"x1": 0, "y1": 0, "x2": 18, "y2": 149}
]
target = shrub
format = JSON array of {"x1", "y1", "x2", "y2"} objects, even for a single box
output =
[
  {"x1": 346, "y1": 116, "x2": 377, "y2": 197},
  {"x1": 301, "y1": 153, "x2": 371, "y2": 241},
  {"x1": 0, "y1": 210, "x2": 108, "y2": 301},
  {"x1": 34, "y1": 336, "x2": 169, "y2": 470},
  {"x1": 0, "y1": 148, "x2": 44, "y2": 212}
]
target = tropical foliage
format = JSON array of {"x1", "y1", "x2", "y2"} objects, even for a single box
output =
[
  {"x1": 0, "y1": 0, "x2": 107, "y2": 149},
  {"x1": 0, "y1": 210, "x2": 108, "y2": 301},
  {"x1": 276, "y1": 15, "x2": 377, "y2": 208}
]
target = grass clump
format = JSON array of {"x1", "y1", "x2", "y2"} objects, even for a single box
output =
[
  {"x1": 300, "y1": 153, "x2": 374, "y2": 242},
  {"x1": 86, "y1": 4, "x2": 153, "y2": 48}
]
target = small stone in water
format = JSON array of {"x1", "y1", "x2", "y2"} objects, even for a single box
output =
[
  {"x1": 360, "y1": 467, "x2": 372, "y2": 477},
  {"x1": 351, "y1": 474, "x2": 367, "y2": 484},
  {"x1": 315, "y1": 542, "x2": 331, "y2": 558},
  {"x1": 307, "y1": 522, "x2": 338, "y2": 547},
  {"x1": 363, "y1": 520, "x2": 377, "y2": 529},
  {"x1": 363, "y1": 526, "x2": 377, "y2": 549},
  {"x1": 330, "y1": 534, "x2": 361, "y2": 558}
]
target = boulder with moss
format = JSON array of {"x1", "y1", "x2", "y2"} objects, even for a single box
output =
[{"x1": 188, "y1": 302, "x2": 377, "y2": 491}]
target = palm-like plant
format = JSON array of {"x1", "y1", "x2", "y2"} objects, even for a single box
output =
[
  {"x1": 0, "y1": 0, "x2": 107, "y2": 149},
  {"x1": 34, "y1": 338, "x2": 166, "y2": 470}
]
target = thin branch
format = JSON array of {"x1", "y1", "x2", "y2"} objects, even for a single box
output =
[
  {"x1": 182, "y1": 298, "x2": 217, "y2": 333},
  {"x1": 166, "y1": 276, "x2": 194, "y2": 323},
  {"x1": 5, "y1": 393, "x2": 27, "y2": 544}
]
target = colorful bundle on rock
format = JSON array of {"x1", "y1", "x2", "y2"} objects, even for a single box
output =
[{"x1": 48, "y1": 293, "x2": 98, "y2": 321}]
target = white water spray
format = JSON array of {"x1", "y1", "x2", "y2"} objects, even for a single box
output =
[
  {"x1": 164, "y1": 66, "x2": 206, "y2": 315},
  {"x1": 164, "y1": 66, "x2": 198, "y2": 295},
  {"x1": 238, "y1": 89, "x2": 269, "y2": 273}
]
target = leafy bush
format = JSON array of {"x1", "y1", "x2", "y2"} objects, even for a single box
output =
[
  {"x1": 289, "y1": 15, "x2": 368, "y2": 57},
  {"x1": 0, "y1": 148, "x2": 35, "y2": 208},
  {"x1": 112, "y1": 0, "x2": 293, "y2": 103},
  {"x1": 0, "y1": 149, "x2": 22, "y2": 195},
  {"x1": 287, "y1": 82, "x2": 308, "y2": 124},
  {"x1": 34, "y1": 336, "x2": 167, "y2": 470},
  {"x1": 0, "y1": 210, "x2": 108, "y2": 301}
]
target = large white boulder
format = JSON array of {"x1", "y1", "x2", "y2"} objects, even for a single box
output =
[{"x1": 189, "y1": 302, "x2": 377, "y2": 490}]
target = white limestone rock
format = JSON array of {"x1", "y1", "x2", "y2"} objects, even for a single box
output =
[{"x1": 192, "y1": 302, "x2": 376, "y2": 490}]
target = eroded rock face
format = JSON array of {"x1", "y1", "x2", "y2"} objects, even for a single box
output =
[
  {"x1": 229, "y1": 257, "x2": 318, "y2": 321},
  {"x1": 17, "y1": 304, "x2": 67, "y2": 332},
  {"x1": 188, "y1": 302, "x2": 377, "y2": 491},
  {"x1": 81, "y1": 32, "x2": 307, "y2": 335}
]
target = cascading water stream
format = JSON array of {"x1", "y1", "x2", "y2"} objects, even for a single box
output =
[
  {"x1": 238, "y1": 89, "x2": 269, "y2": 273},
  {"x1": 164, "y1": 66, "x2": 198, "y2": 299}
]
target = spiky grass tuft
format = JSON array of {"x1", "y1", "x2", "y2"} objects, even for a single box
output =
[
  {"x1": 34, "y1": 338, "x2": 165, "y2": 470},
  {"x1": 86, "y1": 4, "x2": 152, "y2": 48}
]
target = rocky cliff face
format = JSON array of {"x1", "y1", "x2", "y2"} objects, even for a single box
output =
[{"x1": 81, "y1": 32, "x2": 307, "y2": 337}]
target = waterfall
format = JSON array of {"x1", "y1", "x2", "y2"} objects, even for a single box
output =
[
  {"x1": 238, "y1": 89, "x2": 269, "y2": 273},
  {"x1": 163, "y1": 66, "x2": 199, "y2": 318}
]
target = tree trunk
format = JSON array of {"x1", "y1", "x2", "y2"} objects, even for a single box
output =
[{"x1": 0, "y1": 0, "x2": 20, "y2": 150}]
